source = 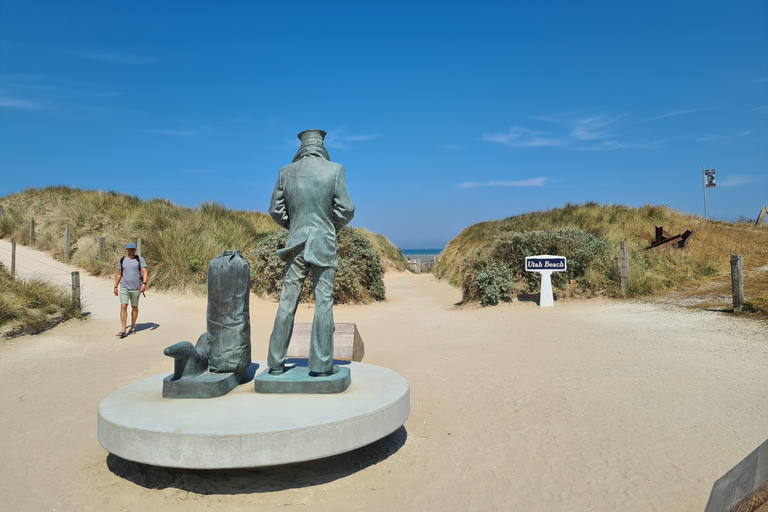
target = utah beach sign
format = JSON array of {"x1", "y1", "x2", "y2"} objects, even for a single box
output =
[{"x1": 525, "y1": 255, "x2": 567, "y2": 307}]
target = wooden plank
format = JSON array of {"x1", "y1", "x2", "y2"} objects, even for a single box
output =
[
  {"x1": 619, "y1": 240, "x2": 629, "y2": 295},
  {"x1": 732, "y1": 254, "x2": 744, "y2": 312},
  {"x1": 64, "y1": 224, "x2": 71, "y2": 261},
  {"x1": 71, "y1": 271, "x2": 81, "y2": 313},
  {"x1": 639, "y1": 233, "x2": 653, "y2": 244},
  {"x1": 286, "y1": 323, "x2": 364, "y2": 361},
  {"x1": 655, "y1": 226, "x2": 664, "y2": 243},
  {"x1": 705, "y1": 439, "x2": 768, "y2": 512}
]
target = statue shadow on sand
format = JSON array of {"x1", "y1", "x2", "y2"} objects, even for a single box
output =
[{"x1": 106, "y1": 426, "x2": 407, "y2": 494}]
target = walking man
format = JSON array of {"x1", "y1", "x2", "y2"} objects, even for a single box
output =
[
  {"x1": 114, "y1": 242, "x2": 147, "y2": 338},
  {"x1": 267, "y1": 129, "x2": 355, "y2": 376}
]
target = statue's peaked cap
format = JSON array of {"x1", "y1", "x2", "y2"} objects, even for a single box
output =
[{"x1": 297, "y1": 129, "x2": 327, "y2": 146}]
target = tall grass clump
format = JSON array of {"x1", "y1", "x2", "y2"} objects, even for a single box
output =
[
  {"x1": 0, "y1": 262, "x2": 79, "y2": 334},
  {"x1": 249, "y1": 227, "x2": 386, "y2": 304},
  {"x1": 436, "y1": 202, "x2": 768, "y2": 304},
  {"x1": 0, "y1": 186, "x2": 403, "y2": 303}
]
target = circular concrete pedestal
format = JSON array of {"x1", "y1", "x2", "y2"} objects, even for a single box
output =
[{"x1": 98, "y1": 361, "x2": 409, "y2": 469}]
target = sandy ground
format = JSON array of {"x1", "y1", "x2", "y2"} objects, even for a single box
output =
[{"x1": 0, "y1": 240, "x2": 766, "y2": 511}]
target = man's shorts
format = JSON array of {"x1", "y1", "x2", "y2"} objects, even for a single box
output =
[{"x1": 119, "y1": 288, "x2": 141, "y2": 307}]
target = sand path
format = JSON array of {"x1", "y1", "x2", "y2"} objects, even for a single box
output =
[{"x1": 0, "y1": 240, "x2": 766, "y2": 511}]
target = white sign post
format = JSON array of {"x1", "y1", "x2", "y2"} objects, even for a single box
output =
[{"x1": 525, "y1": 255, "x2": 567, "y2": 307}]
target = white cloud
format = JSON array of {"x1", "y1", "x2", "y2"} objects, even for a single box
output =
[
  {"x1": 156, "y1": 129, "x2": 197, "y2": 136},
  {"x1": 718, "y1": 174, "x2": 764, "y2": 187},
  {"x1": 324, "y1": 129, "x2": 381, "y2": 149},
  {"x1": 486, "y1": 112, "x2": 658, "y2": 151},
  {"x1": 577, "y1": 140, "x2": 663, "y2": 151},
  {"x1": 648, "y1": 109, "x2": 698, "y2": 121},
  {"x1": 344, "y1": 133, "x2": 381, "y2": 141},
  {"x1": 482, "y1": 127, "x2": 563, "y2": 147},
  {"x1": 697, "y1": 131, "x2": 753, "y2": 142},
  {"x1": 0, "y1": 95, "x2": 40, "y2": 109},
  {"x1": 461, "y1": 177, "x2": 547, "y2": 188},
  {"x1": 570, "y1": 114, "x2": 625, "y2": 140},
  {"x1": 71, "y1": 51, "x2": 156, "y2": 65}
]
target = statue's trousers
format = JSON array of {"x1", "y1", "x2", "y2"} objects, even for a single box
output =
[{"x1": 268, "y1": 251, "x2": 336, "y2": 374}]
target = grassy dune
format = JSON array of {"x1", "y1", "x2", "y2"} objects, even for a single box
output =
[
  {"x1": 434, "y1": 203, "x2": 768, "y2": 315},
  {"x1": 0, "y1": 262, "x2": 80, "y2": 335},
  {"x1": 0, "y1": 186, "x2": 407, "y2": 302}
]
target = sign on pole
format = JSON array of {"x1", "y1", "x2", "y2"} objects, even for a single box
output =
[
  {"x1": 703, "y1": 166, "x2": 716, "y2": 220},
  {"x1": 705, "y1": 169, "x2": 716, "y2": 188},
  {"x1": 525, "y1": 255, "x2": 567, "y2": 307}
]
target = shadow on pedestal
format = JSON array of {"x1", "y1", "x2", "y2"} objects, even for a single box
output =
[{"x1": 106, "y1": 426, "x2": 408, "y2": 493}]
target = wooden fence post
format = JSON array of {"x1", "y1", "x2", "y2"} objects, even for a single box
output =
[
  {"x1": 11, "y1": 238, "x2": 16, "y2": 278},
  {"x1": 137, "y1": 238, "x2": 142, "y2": 257},
  {"x1": 98, "y1": 237, "x2": 106, "y2": 261},
  {"x1": 731, "y1": 254, "x2": 744, "y2": 313},
  {"x1": 29, "y1": 219, "x2": 35, "y2": 246},
  {"x1": 65, "y1": 224, "x2": 71, "y2": 262},
  {"x1": 71, "y1": 271, "x2": 81, "y2": 313},
  {"x1": 0, "y1": 205, "x2": 4, "y2": 219},
  {"x1": 620, "y1": 239, "x2": 629, "y2": 296}
]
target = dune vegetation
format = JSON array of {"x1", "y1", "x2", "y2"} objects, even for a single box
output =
[
  {"x1": 434, "y1": 202, "x2": 768, "y2": 316},
  {"x1": 0, "y1": 186, "x2": 407, "y2": 303},
  {"x1": 0, "y1": 261, "x2": 80, "y2": 335}
]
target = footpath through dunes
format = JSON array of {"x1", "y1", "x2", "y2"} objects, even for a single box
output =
[{"x1": 0, "y1": 244, "x2": 766, "y2": 511}]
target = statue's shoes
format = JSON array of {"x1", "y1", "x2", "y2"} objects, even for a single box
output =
[
  {"x1": 268, "y1": 367, "x2": 286, "y2": 376},
  {"x1": 309, "y1": 365, "x2": 340, "y2": 378}
]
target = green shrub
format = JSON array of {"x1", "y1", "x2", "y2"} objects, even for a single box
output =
[
  {"x1": 459, "y1": 227, "x2": 611, "y2": 304},
  {"x1": 491, "y1": 228, "x2": 612, "y2": 292},
  {"x1": 461, "y1": 254, "x2": 515, "y2": 306},
  {"x1": 249, "y1": 227, "x2": 386, "y2": 304}
]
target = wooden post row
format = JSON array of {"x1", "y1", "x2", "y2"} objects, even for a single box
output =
[
  {"x1": 11, "y1": 238, "x2": 16, "y2": 278},
  {"x1": 29, "y1": 219, "x2": 35, "y2": 246},
  {"x1": 731, "y1": 254, "x2": 744, "y2": 313},
  {"x1": 71, "y1": 271, "x2": 81, "y2": 313},
  {"x1": 137, "y1": 238, "x2": 142, "y2": 257},
  {"x1": 98, "y1": 237, "x2": 106, "y2": 261},
  {"x1": 619, "y1": 239, "x2": 629, "y2": 295},
  {"x1": 64, "y1": 224, "x2": 71, "y2": 262}
]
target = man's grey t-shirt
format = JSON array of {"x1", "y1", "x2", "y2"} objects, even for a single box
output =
[{"x1": 119, "y1": 256, "x2": 146, "y2": 290}]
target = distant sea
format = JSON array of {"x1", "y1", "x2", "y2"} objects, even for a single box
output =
[{"x1": 401, "y1": 249, "x2": 443, "y2": 260}]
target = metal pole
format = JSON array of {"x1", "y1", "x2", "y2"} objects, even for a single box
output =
[
  {"x1": 98, "y1": 236, "x2": 106, "y2": 261},
  {"x1": 65, "y1": 224, "x2": 71, "y2": 262},
  {"x1": 731, "y1": 254, "x2": 744, "y2": 313},
  {"x1": 137, "y1": 238, "x2": 142, "y2": 257},
  {"x1": 703, "y1": 165, "x2": 707, "y2": 221},
  {"x1": 29, "y1": 219, "x2": 35, "y2": 246},
  {"x1": 71, "y1": 271, "x2": 81, "y2": 313},
  {"x1": 11, "y1": 238, "x2": 16, "y2": 278}
]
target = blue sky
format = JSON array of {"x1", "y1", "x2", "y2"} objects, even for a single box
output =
[{"x1": 1, "y1": 1, "x2": 766, "y2": 249}]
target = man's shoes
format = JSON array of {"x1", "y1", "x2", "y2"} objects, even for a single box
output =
[
  {"x1": 309, "y1": 365, "x2": 340, "y2": 378},
  {"x1": 128, "y1": 326, "x2": 136, "y2": 335},
  {"x1": 116, "y1": 331, "x2": 127, "y2": 338}
]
